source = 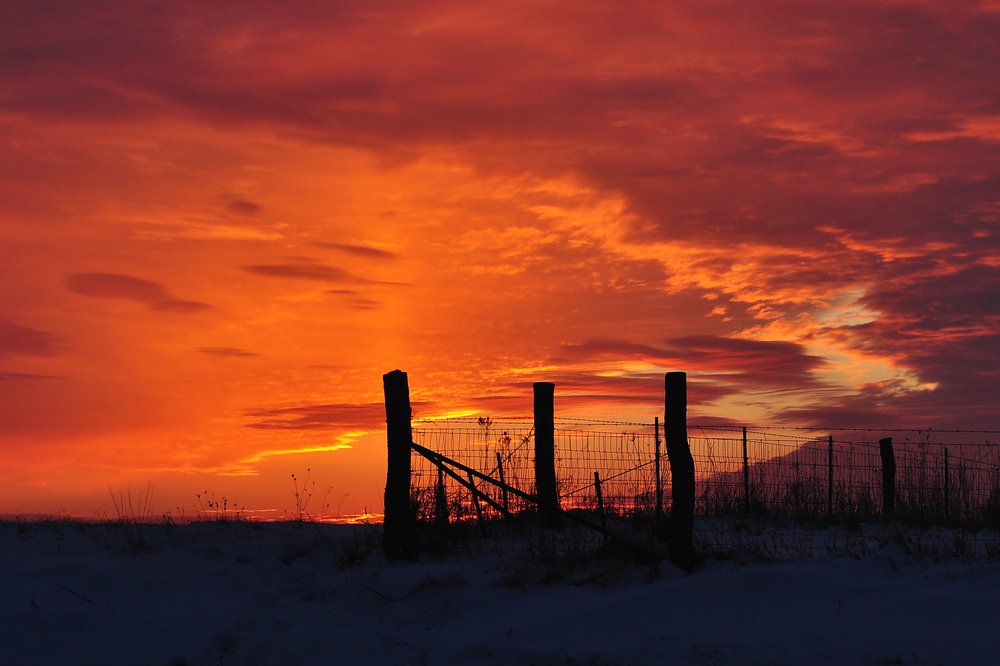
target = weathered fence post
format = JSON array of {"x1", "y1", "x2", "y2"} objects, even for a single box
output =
[
  {"x1": 665, "y1": 372, "x2": 695, "y2": 570},
  {"x1": 383, "y1": 369, "x2": 415, "y2": 559},
  {"x1": 468, "y1": 471, "x2": 487, "y2": 536},
  {"x1": 879, "y1": 437, "x2": 896, "y2": 519},
  {"x1": 594, "y1": 471, "x2": 608, "y2": 538},
  {"x1": 434, "y1": 467, "x2": 449, "y2": 527},
  {"x1": 944, "y1": 448, "x2": 950, "y2": 521},
  {"x1": 654, "y1": 417, "x2": 663, "y2": 518},
  {"x1": 534, "y1": 382, "x2": 561, "y2": 527},
  {"x1": 742, "y1": 426, "x2": 750, "y2": 515},
  {"x1": 828, "y1": 435, "x2": 834, "y2": 519},
  {"x1": 496, "y1": 452, "x2": 509, "y2": 513}
]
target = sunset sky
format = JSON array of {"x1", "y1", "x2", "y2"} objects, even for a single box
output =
[{"x1": 2, "y1": 1, "x2": 998, "y2": 519}]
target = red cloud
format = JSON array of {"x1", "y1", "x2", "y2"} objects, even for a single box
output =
[
  {"x1": 243, "y1": 264, "x2": 356, "y2": 282},
  {"x1": 0, "y1": 316, "x2": 60, "y2": 359},
  {"x1": 65, "y1": 274, "x2": 211, "y2": 313},
  {"x1": 558, "y1": 336, "x2": 824, "y2": 386}
]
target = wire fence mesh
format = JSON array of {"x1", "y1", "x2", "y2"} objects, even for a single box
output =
[{"x1": 411, "y1": 417, "x2": 1000, "y2": 552}]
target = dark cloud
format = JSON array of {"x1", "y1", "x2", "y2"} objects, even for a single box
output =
[
  {"x1": 344, "y1": 298, "x2": 382, "y2": 310},
  {"x1": 4, "y1": 1, "x2": 999, "y2": 431},
  {"x1": 808, "y1": 257, "x2": 1000, "y2": 429},
  {"x1": 861, "y1": 264, "x2": 1000, "y2": 332},
  {"x1": 459, "y1": 371, "x2": 746, "y2": 418},
  {"x1": 245, "y1": 402, "x2": 389, "y2": 430},
  {"x1": 196, "y1": 347, "x2": 259, "y2": 358},
  {"x1": 6, "y1": 2, "x2": 996, "y2": 255},
  {"x1": 243, "y1": 264, "x2": 356, "y2": 282},
  {"x1": 558, "y1": 336, "x2": 824, "y2": 387},
  {"x1": 152, "y1": 299, "x2": 213, "y2": 313},
  {"x1": 0, "y1": 372, "x2": 63, "y2": 381},
  {"x1": 0, "y1": 316, "x2": 60, "y2": 359},
  {"x1": 65, "y1": 273, "x2": 212, "y2": 313},
  {"x1": 66, "y1": 273, "x2": 167, "y2": 301},
  {"x1": 325, "y1": 290, "x2": 383, "y2": 310},
  {"x1": 313, "y1": 242, "x2": 398, "y2": 260},
  {"x1": 228, "y1": 199, "x2": 262, "y2": 215},
  {"x1": 244, "y1": 262, "x2": 409, "y2": 287},
  {"x1": 666, "y1": 336, "x2": 825, "y2": 380}
]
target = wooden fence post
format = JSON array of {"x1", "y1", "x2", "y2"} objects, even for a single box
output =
[
  {"x1": 383, "y1": 369, "x2": 415, "y2": 559},
  {"x1": 496, "y1": 452, "x2": 509, "y2": 513},
  {"x1": 594, "y1": 471, "x2": 608, "y2": 538},
  {"x1": 654, "y1": 417, "x2": 663, "y2": 518},
  {"x1": 434, "y1": 467, "x2": 449, "y2": 527},
  {"x1": 665, "y1": 372, "x2": 695, "y2": 570},
  {"x1": 534, "y1": 382, "x2": 561, "y2": 527},
  {"x1": 469, "y1": 471, "x2": 487, "y2": 536},
  {"x1": 879, "y1": 437, "x2": 896, "y2": 519},
  {"x1": 742, "y1": 426, "x2": 750, "y2": 515},
  {"x1": 944, "y1": 448, "x2": 950, "y2": 522},
  {"x1": 828, "y1": 435, "x2": 834, "y2": 519}
]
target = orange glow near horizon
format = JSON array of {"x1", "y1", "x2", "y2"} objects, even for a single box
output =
[{"x1": 2, "y1": 2, "x2": 999, "y2": 520}]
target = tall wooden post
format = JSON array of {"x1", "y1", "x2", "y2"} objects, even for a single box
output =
[
  {"x1": 383, "y1": 370, "x2": 415, "y2": 559},
  {"x1": 534, "y1": 382, "x2": 561, "y2": 527},
  {"x1": 665, "y1": 372, "x2": 695, "y2": 570},
  {"x1": 879, "y1": 437, "x2": 896, "y2": 519}
]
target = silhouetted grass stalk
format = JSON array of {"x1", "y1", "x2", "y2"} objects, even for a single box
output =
[{"x1": 96, "y1": 484, "x2": 157, "y2": 555}]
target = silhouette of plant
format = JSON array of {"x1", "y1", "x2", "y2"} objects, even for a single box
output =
[
  {"x1": 196, "y1": 491, "x2": 246, "y2": 522},
  {"x1": 292, "y1": 469, "x2": 316, "y2": 521},
  {"x1": 94, "y1": 484, "x2": 159, "y2": 555},
  {"x1": 332, "y1": 520, "x2": 381, "y2": 571}
]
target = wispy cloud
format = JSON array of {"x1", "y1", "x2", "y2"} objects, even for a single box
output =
[
  {"x1": 0, "y1": 372, "x2": 63, "y2": 381},
  {"x1": 245, "y1": 402, "x2": 389, "y2": 431},
  {"x1": 65, "y1": 273, "x2": 212, "y2": 313},
  {"x1": 196, "y1": 347, "x2": 259, "y2": 358},
  {"x1": 558, "y1": 336, "x2": 825, "y2": 386},
  {"x1": 242, "y1": 264, "x2": 357, "y2": 282},
  {"x1": 228, "y1": 198, "x2": 262, "y2": 216},
  {"x1": 312, "y1": 242, "x2": 398, "y2": 260},
  {"x1": 0, "y1": 316, "x2": 61, "y2": 359}
]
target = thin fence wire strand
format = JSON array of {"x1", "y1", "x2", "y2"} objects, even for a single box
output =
[{"x1": 410, "y1": 419, "x2": 1000, "y2": 553}]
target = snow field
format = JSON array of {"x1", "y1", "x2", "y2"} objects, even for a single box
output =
[{"x1": 1, "y1": 519, "x2": 999, "y2": 665}]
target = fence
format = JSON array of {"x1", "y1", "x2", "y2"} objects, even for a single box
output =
[
  {"x1": 411, "y1": 422, "x2": 1000, "y2": 522},
  {"x1": 384, "y1": 370, "x2": 1000, "y2": 563}
]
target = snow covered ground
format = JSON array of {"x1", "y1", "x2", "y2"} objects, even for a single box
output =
[{"x1": 2, "y1": 518, "x2": 999, "y2": 665}]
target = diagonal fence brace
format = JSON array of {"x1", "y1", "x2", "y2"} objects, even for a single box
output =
[
  {"x1": 411, "y1": 441, "x2": 538, "y2": 504},
  {"x1": 411, "y1": 440, "x2": 665, "y2": 561},
  {"x1": 412, "y1": 442, "x2": 517, "y2": 518}
]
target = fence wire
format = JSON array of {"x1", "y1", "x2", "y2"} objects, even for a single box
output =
[{"x1": 411, "y1": 418, "x2": 1000, "y2": 546}]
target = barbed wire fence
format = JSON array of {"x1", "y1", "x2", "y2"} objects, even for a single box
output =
[
  {"x1": 384, "y1": 368, "x2": 1000, "y2": 563},
  {"x1": 410, "y1": 416, "x2": 1000, "y2": 557}
]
